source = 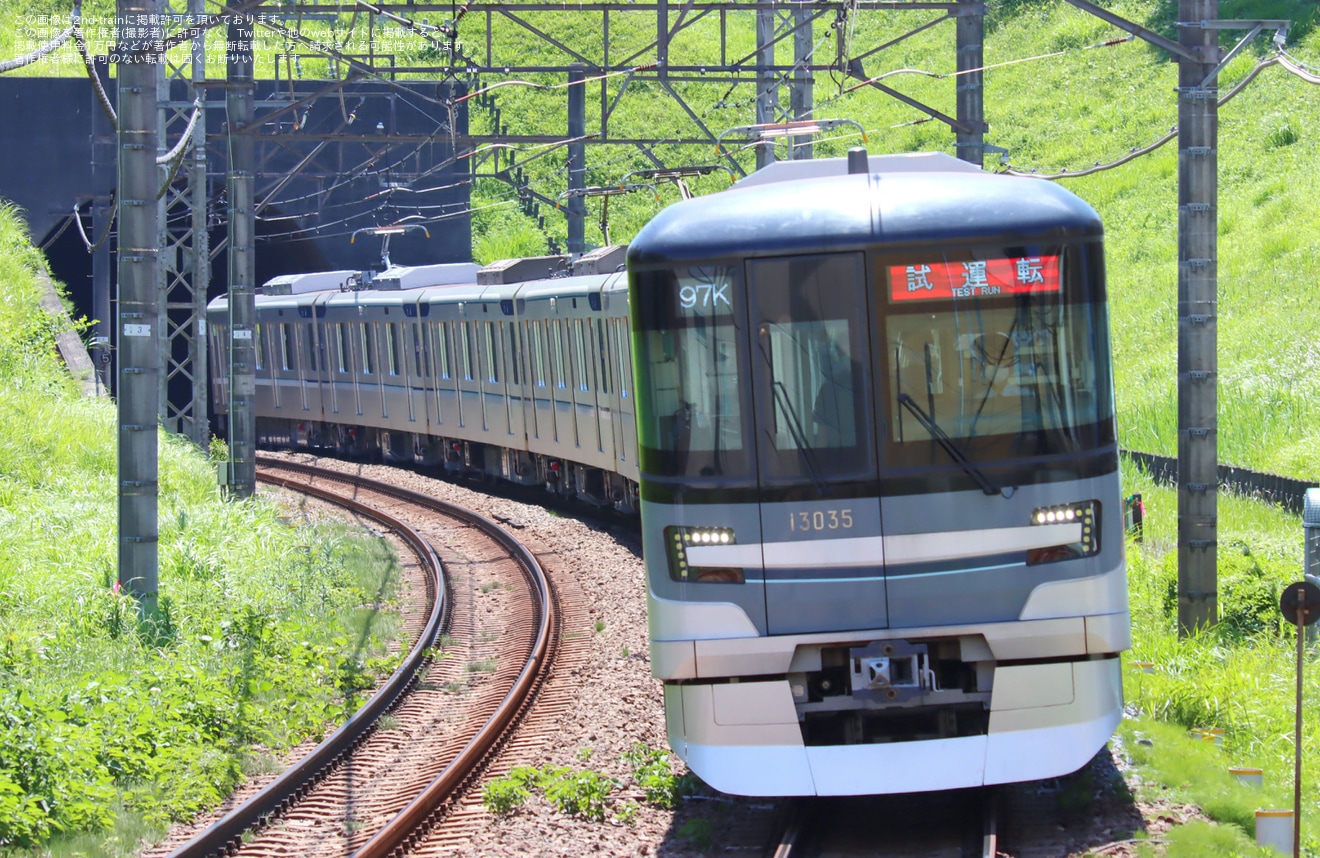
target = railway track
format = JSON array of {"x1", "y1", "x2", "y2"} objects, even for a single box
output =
[
  {"x1": 770, "y1": 789, "x2": 999, "y2": 858},
  {"x1": 152, "y1": 458, "x2": 561, "y2": 858}
]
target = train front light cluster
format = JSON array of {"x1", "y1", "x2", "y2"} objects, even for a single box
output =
[
  {"x1": 1027, "y1": 500, "x2": 1100, "y2": 565},
  {"x1": 663, "y1": 526, "x2": 744, "y2": 583}
]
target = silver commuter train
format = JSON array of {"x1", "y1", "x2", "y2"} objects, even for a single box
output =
[
  {"x1": 209, "y1": 251, "x2": 643, "y2": 508},
  {"x1": 209, "y1": 152, "x2": 1128, "y2": 797}
]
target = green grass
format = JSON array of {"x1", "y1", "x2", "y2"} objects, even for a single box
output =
[
  {"x1": 0, "y1": 203, "x2": 404, "y2": 856},
  {"x1": 7, "y1": 1, "x2": 1320, "y2": 851},
  {"x1": 1120, "y1": 458, "x2": 1320, "y2": 854}
]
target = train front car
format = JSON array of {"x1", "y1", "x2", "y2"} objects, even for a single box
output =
[{"x1": 626, "y1": 154, "x2": 1127, "y2": 797}]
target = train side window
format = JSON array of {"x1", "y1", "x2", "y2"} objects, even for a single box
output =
[
  {"x1": 415, "y1": 323, "x2": 428, "y2": 378},
  {"x1": 386, "y1": 323, "x2": 400, "y2": 376},
  {"x1": 254, "y1": 324, "x2": 265, "y2": 370},
  {"x1": 336, "y1": 324, "x2": 348, "y2": 373},
  {"x1": 306, "y1": 323, "x2": 318, "y2": 372},
  {"x1": 280, "y1": 323, "x2": 294, "y2": 372},
  {"x1": 507, "y1": 323, "x2": 521, "y2": 386},
  {"x1": 530, "y1": 322, "x2": 545, "y2": 387},
  {"x1": 210, "y1": 322, "x2": 226, "y2": 375},
  {"x1": 596, "y1": 319, "x2": 610, "y2": 395},
  {"x1": 360, "y1": 324, "x2": 374, "y2": 375},
  {"x1": 436, "y1": 323, "x2": 451, "y2": 379},
  {"x1": 573, "y1": 319, "x2": 589, "y2": 392},
  {"x1": 485, "y1": 322, "x2": 500, "y2": 384},
  {"x1": 461, "y1": 322, "x2": 475, "y2": 381},
  {"x1": 613, "y1": 318, "x2": 630, "y2": 399},
  {"x1": 551, "y1": 319, "x2": 566, "y2": 389}
]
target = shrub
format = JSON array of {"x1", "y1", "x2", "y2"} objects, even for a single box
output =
[
  {"x1": 541, "y1": 768, "x2": 617, "y2": 821},
  {"x1": 622, "y1": 743, "x2": 682, "y2": 809}
]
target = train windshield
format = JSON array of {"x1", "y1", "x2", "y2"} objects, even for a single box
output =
[
  {"x1": 631, "y1": 265, "x2": 752, "y2": 479},
  {"x1": 881, "y1": 245, "x2": 1113, "y2": 474}
]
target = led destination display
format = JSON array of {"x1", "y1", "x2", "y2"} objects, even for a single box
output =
[{"x1": 890, "y1": 255, "x2": 1061, "y2": 303}]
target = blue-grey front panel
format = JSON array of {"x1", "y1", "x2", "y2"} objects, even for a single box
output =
[
  {"x1": 761, "y1": 498, "x2": 886, "y2": 635},
  {"x1": 641, "y1": 499, "x2": 768, "y2": 635},
  {"x1": 882, "y1": 472, "x2": 1121, "y2": 627}
]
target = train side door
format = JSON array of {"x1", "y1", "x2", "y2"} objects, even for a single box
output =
[{"x1": 747, "y1": 252, "x2": 888, "y2": 635}]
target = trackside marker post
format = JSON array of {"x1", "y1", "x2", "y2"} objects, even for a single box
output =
[{"x1": 1278, "y1": 579, "x2": 1320, "y2": 857}]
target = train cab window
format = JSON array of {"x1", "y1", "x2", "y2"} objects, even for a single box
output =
[
  {"x1": 336, "y1": 324, "x2": 348, "y2": 373},
  {"x1": 747, "y1": 253, "x2": 874, "y2": 484},
  {"x1": 880, "y1": 246, "x2": 1114, "y2": 471},
  {"x1": 631, "y1": 264, "x2": 750, "y2": 479},
  {"x1": 360, "y1": 325, "x2": 374, "y2": 375},
  {"x1": 386, "y1": 323, "x2": 400, "y2": 376},
  {"x1": 253, "y1": 325, "x2": 264, "y2": 370}
]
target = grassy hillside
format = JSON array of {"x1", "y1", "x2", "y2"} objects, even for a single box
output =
[
  {"x1": 455, "y1": 0, "x2": 1320, "y2": 480},
  {"x1": 0, "y1": 204, "x2": 402, "y2": 856},
  {"x1": 7, "y1": 0, "x2": 1319, "y2": 481}
]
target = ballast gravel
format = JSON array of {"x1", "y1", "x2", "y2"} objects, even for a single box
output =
[{"x1": 154, "y1": 451, "x2": 1202, "y2": 858}]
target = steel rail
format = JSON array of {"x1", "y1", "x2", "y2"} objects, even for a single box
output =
[
  {"x1": 251, "y1": 458, "x2": 558, "y2": 858},
  {"x1": 167, "y1": 467, "x2": 447, "y2": 858}
]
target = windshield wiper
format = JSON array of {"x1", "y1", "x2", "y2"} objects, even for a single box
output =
[
  {"x1": 897, "y1": 393, "x2": 1009, "y2": 497},
  {"x1": 773, "y1": 380, "x2": 828, "y2": 496}
]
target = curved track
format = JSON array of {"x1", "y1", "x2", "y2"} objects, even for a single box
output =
[{"x1": 163, "y1": 458, "x2": 558, "y2": 858}]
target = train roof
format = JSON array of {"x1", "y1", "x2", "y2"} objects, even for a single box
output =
[
  {"x1": 260, "y1": 270, "x2": 360, "y2": 295},
  {"x1": 514, "y1": 272, "x2": 622, "y2": 300},
  {"x1": 372, "y1": 262, "x2": 481, "y2": 291},
  {"x1": 627, "y1": 155, "x2": 1102, "y2": 265}
]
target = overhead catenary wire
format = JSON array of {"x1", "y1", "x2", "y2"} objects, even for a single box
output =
[
  {"x1": 72, "y1": 16, "x2": 116, "y2": 129},
  {"x1": 157, "y1": 97, "x2": 205, "y2": 166},
  {"x1": 73, "y1": 197, "x2": 117, "y2": 253},
  {"x1": 0, "y1": 22, "x2": 74, "y2": 73},
  {"x1": 1000, "y1": 51, "x2": 1317, "y2": 180}
]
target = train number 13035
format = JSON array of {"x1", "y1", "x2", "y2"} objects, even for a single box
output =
[{"x1": 789, "y1": 509, "x2": 853, "y2": 532}]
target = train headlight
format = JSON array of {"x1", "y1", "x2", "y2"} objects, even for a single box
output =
[
  {"x1": 663, "y1": 526, "x2": 744, "y2": 583},
  {"x1": 1027, "y1": 500, "x2": 1100, "y2": 565}
]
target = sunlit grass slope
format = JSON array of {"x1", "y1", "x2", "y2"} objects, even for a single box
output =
[{"x1": 0, "y1": 203, "x2": 402, "y2": 857}]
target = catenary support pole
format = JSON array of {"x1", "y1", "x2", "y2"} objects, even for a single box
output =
[
  {"x1": 189, "y1": 0, "x2": 210, "y2": 447},
  {"x1": 225, "y1": 16, "x2": 257, "y2": 499},
  {"x1": 755, "y1": 0, "x2": 778, "y2": 170},
  {"x1": 955, "y1": 0, "x2": 986, "y2": 166},
  {"x1": 1176, "y1": 0, "x2": 1219, "y2": 635},
  {"x1": 92, "y1": 58, "x2": 114, "y2": 395},
  {"x1": 789, "y1": 5, "x2": 813, "y2": 159},
  {"x1": 567, "y1": 63, "x2": 586, "y2": 255},
  {"x1": 117, "y1": 0, "x2": 160, "y2": 613}
]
